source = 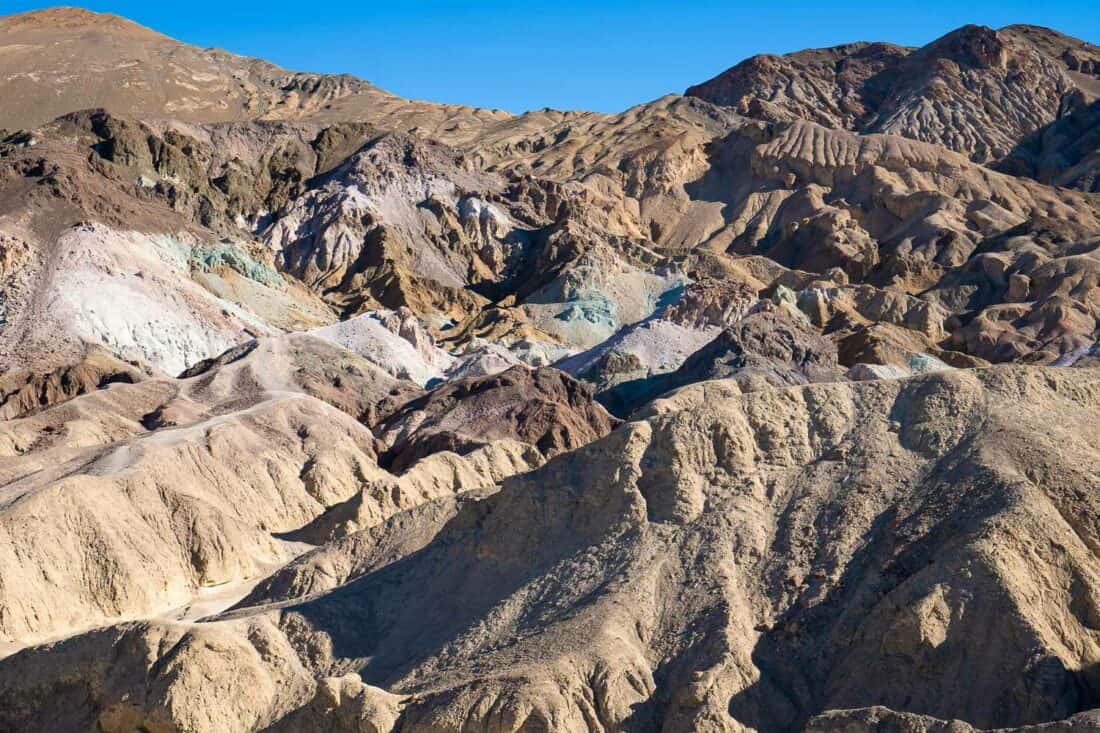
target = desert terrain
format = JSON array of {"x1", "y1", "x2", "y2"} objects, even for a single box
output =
[{"x1": 0, "y1": 7, "x2": 1099, "y2": 732}]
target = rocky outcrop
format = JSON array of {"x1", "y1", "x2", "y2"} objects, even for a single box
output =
[
  {"x1": 598, "y1": 304, "x2": 843, "y2": 415},
  {"x1": 0, "y1": 345, "x2": 146, "y2": 419},
  {"x1": 685, "y1": 41, "x2": 912, "y2": 130},
  {"x1": 375, "y1": 365, "x2": 620, "y2": 472}
]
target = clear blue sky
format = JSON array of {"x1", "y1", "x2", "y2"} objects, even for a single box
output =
[{"x1": 3, "y1": 1, "x2": 1097, "y2": 113}]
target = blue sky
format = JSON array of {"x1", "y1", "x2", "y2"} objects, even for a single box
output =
[{"x1": 3, "y1": 1, "x2": 1097, "y2": 113}]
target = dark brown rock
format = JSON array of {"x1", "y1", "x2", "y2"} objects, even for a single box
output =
[{"x1": 376, "y1": 366, "x2": 619, "y2": 472}]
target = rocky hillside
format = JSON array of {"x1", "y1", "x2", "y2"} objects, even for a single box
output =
[
  {"x1": 0, "y1": 6, "x2": 1098, "y2": 733},
  {"x1": 686, "y1": 24, "x2": 1100, "y2": 166}
]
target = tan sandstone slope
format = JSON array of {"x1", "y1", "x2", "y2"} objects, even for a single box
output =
[
  {"x1": 0, "y1": 331, "x2": 620, "y2": 649},
  {"x1": 1, "y1": 367, "x2": 1100, "y2": 732}
]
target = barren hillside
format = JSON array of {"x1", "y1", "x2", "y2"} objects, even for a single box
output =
[{"x1": 0, "y1": 7, "x2": 1098, "y2": 733}]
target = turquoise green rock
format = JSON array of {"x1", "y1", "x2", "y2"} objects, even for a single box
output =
[{"x1": 191, "y1": 244, "x2": 281, "y2": 287}]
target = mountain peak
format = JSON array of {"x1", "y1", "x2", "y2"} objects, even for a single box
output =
[
  {"x1": 685, "y1": 22, "x2": 1098, "y2": 161},
  {"x1": 0, "y1": 6, "x2": 162, "y2": 37}
]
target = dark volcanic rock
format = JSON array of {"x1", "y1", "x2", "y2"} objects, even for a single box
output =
[{"x1": 376, "y1": 366, "x2": 620, "y2": 472}]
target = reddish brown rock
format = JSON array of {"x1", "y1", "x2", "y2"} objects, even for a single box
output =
[{"x1": 376, "y1": 366, "x2": 620, "y2": 472}]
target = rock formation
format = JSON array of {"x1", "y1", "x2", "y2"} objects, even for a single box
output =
[
  {"x1": 0, "y1": 6, "x2": 1098, "y2": 733},
  {"x1": 4, "y1": 368, "x2": 1100, "y2": 733}
]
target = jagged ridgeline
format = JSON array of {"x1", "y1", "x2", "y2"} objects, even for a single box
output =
[{"x1": 0, "y1": 7, "x2": 1098, "y2": 733}]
